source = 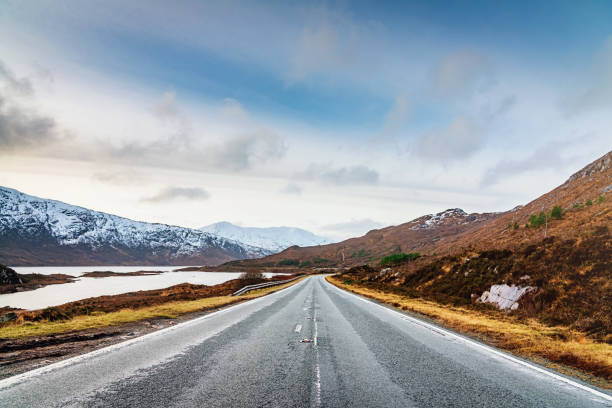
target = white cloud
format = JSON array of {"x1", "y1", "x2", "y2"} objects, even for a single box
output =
[
  {"x1": 417, "y1": 116, "x2": 485, "y2": 160},
  {"x1": 296, "y1": 164, "x2": 379, "y2": 186},
  {"x1": 141, "y1": 186, "x2": 210, "y2": 203}
]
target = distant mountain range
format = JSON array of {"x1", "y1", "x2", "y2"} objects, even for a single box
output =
[
  {"x1": 0, "y1": 187, "x2": 273, "y2": 266},
  {"x1": 214, "y1": 151, "x2": 612, "y2": 269},
  {"x1": 200, "y1": 221, "x2": 330, "y2": 252}
]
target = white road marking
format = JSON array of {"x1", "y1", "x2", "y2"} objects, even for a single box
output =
[
  {"x1": 295, "y1": 324, "x2": 302, "y2": 333},
  {"x1": 325, "y1": 278, "x2": 612, "y2": 403},
  {"x1": 0, "y1": 277, "x2": 310, "y2": 390},
  {"x1": 312, "y1": 301, "x2": 321, "y2": 407}
]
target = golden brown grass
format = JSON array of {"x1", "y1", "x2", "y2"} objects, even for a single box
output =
[
  {"x1": 0, "y1": 278, "x2": 304, "y2": 339},
  {"x1": 327, "y1": 276, "x2": 612, "y2": 388}
]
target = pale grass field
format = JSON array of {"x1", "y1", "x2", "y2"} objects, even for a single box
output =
[
  {"x1": 327, "y1": 276, "x2": 612, "y2": 388},
  {"x1": 0, "y1": 278, "x2": 304, "y2": 339}
]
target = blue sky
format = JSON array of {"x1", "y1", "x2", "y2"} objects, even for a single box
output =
[{"x1": 1, "y1": 1, "x2": 611, "y2": 239}]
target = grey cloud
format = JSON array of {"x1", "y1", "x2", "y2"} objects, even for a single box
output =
[
  {"x1": 0, "y1": 60, "x2": 34, "y2": 96},
  {"x1": 141, "y1": 186, "x2": 211, "y2": 203},
  {"x1": 481, "y1": 140, "x2": 577, "y2": 186},
  {"x1": 296, "y1": 164, "x2": 379, "y2": 186},
  {"x1": 0, "y1": 99, "x2": 57, "y2": 151},
  {"x1": 417, "y1": 116, "x2": 485, "y2": 160},
  {"x1": 0, "y1": 59, "x2": 59, "y2": 152},
  {"x1": 280, "y1": 182, "x2": 302, "y2": 195},
  {"x1": 434, "y1": 50, "x2": 493, "y2": 98}
]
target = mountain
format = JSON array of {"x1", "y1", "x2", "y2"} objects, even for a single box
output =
[
  {"x1": 0, "y1": 187, "x2": 272, "y2": 266},
  {"x1": 199, "y1": 221, "x2": 330, "y2": 252},
  {"x1": 213, "y1": 150, "x2": 612, "y2": 270},
  {"x1": 211, "y1": 208, "x2": 501, "y2": 269}
]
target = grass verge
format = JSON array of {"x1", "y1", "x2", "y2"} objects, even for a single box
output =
[
  {"x1": 0, "y1": 278, "x2": 304, "y2": 339},
  {"x1": 326, "y1": 276, "x2": 612, "y2": 389}
]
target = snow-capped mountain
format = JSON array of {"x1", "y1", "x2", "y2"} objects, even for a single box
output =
[
  {"x1": 0, "y1": 186, "x2": 272, "y2": 266},
  {"x1": 200, "y1": 221, "x2": 331, "y2": 253}
]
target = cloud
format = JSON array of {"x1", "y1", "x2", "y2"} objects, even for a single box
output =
[
  {"x1": 0, "y1": 59, "x2": 60, "y2": 152},
  {"x1": 289, "y1": 12, "x2": 357, "y2": 81},
  {"x1": 207, "y1": 130, "x2": 287, "y2": 171},
  {"x1": 417, "y1": 116, "x2": 485, "y2": 160},
  {"x1": 141, "y1": 186, "x2": 211, "y2": 203},
  {"x1": 434, "y1": 50, "x2": 493, "y2": 98},
  {"x1": 481, "y1": 140, "x2": 578, "y2": 186},
  {"x1": 0, "y1": 60, "x2": 34, "y2": 96},
  {"x1": 296, "y1": 164, "x2": 379, "y2": 186},
  {"x1": 378, "y1": 95, "x2": 410, "y2": 143},
  {"x1": 280, "y1": 182, "x2": 302, "y2": 195},
  {"x1": 92, "y1": 169, "x2": 149, "y2": 186},
  {"x1": 563, "y1": 36, "x2": 612, "y2": 115},
  {"x1": 321, "y1": 218, "x2": 384, "y2": 238},
  {"x1": 151, "y1": 91, "x2": 180, "y2": 121}
]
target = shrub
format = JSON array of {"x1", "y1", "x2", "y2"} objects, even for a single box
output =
[
  {"x1": 380, "y1": 252, "x2": 421, "y2": 266},
  {"x1": 598, "y1": 195, "x2": 604, "y2": 203},
  {"x1": 312, "y1": 257, "x2": 329, "y2": 264},
  {"x1": 550, "y1": 205, "x2": 563, "y2": 220},
  {"x1": 529, "y1": 212, "x2": 547, "y2": 228},
  {"x1": 278, "y1": 259, "x2": 299, "y2": 266},
  {"x1": 299, "y1": 261, "x2": 312, "y2": 268},
  {"x1": 513, "y1": 222, "x2": 519, "y2": 230},
  {"x1": 586, "y1": 199, "x2": 593, "y2": 206}
]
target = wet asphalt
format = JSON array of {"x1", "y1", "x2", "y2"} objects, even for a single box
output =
[{"x1": 0, "y1": 276, "x2": 610, "y2": 407}]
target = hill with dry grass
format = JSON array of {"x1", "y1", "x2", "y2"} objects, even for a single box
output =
[{"x1": 214, "y1": 151, "x2": 611, "y2": 270}]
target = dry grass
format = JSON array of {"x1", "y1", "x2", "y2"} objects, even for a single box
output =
[
  {"x1": 327, "y1": 276, "x2": 612, "y2": 388},
  {"x1": 0, "y1": 278, "x2": 303, "y2": 339}
]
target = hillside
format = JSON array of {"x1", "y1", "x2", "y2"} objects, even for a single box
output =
[
  {"x1": 200, "y1": 221, "x2": 330, "y2": 252},
  {"x1": 0, "y1": 187, "x2": 272, "y2": 266},
  {"x1": 213, "y1": 151, "x2": 611, "y2": 270}
]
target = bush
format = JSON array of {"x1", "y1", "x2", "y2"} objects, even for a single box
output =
[
  {"x1": 529, "y1": 212, "x2": 547, "y2": 228},
  {"x1": 312, "y1": 257, "x2": 329, "y2": 264},
  {"x1": 550, "y1": 205, "x2": 563, "y2": 220},
  {"x1": 299, "y1": 261, "x2": 312, "y2": 268},
  {"x1": 586, "y1": 199, "x2": 593, "y2": 206},
  {"x1": 277, "y1": 259, "x2": 299, "y2": 266},
  {"x1": 598, "y1": 195, "x2": 604, "y2": 203},
  {"x1": 380, "y1": 252, "x2": 421, "y2": 266},
  {"x1": 513, "y1": 222, "x2": 519, "y2": 230}
]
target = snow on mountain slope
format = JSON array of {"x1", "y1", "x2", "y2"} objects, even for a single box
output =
[
  {"x1": 200, "y1": 221, "x2": 331, "y2": 253},
  {"x1": 0, "y1": 186, "x2": 272, "y2": 266}
]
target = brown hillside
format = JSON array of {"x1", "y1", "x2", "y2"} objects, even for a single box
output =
[{"x1": 214, "y1": 151, "x2": 611, "y2": 270}]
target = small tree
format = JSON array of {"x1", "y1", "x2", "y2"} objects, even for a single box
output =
[
  {"x1": 513, "y1": 222, "x2": 519, "y2": 230},
  {"x1": 550, "y1": 205, "x2": 563, "y2": 220}
]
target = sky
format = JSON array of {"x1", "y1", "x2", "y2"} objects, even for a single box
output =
[{"x1": 1, "y1": 0, "x2": 611, "y2": 241}]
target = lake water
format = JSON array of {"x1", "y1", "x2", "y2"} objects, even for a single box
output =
[
  {"x1": 1, "y1": 267, "x2": 282, "y2": 310},
  {"x1": 11, "y1": 265, "x2": 190, "y2": 277}
]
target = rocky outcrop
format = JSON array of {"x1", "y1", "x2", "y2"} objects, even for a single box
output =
[
  {"x1": 0, "y1": 264, "x2": 22, "y2": 285},
  {"x1": 478, "y1": 284, "x2": 537, "y2": 310}
]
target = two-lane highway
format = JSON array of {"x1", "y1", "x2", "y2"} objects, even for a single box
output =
[{"x1": 0, "y1": 276, "x2": 610, "y2": 407}]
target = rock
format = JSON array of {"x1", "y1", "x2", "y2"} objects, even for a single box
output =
[
  {"x1": 478, "y1": 284, "x2": 537, "y2": 310},
  {"x1": 0, "y1": 264, "x2": 22, "y2": 285},
  {"x1": 603, "y1": 184, "x2": 612, "y2": 194}
]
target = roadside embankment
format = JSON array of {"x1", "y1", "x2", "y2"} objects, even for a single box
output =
[
  {"x1": 327, "y1": 276, "x2": 612, "y2": 389},
  {"x1": 0, "y1": 275, "x2": 304, "y2": 378}
]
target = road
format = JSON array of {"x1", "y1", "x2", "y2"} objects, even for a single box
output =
[{"x1": 0, "y1": 276, "x2": 610, "y2": 407}]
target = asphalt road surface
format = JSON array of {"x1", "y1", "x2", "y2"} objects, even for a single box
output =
[{"x1": 1, "y1": 276, "x2": 610, "y2": 407}]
